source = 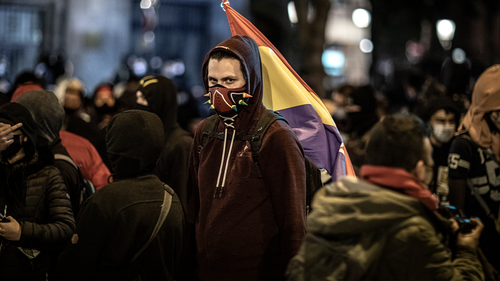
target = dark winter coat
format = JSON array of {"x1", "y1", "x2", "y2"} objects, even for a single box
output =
[
  {"x1": 288, "y1": 176, "x2": 484, "y2": 280},
  {"x1": 58, "y1": 110, "x2": 185, "y2": 280},
  {"x1": 0, "y1": 164, "x2": 76, "y2": 280},
  {"x1": 0, "y1": 103, "x2": 75, "y2": 280},
  {"x1": 136, "y1": 75, "x2": 193, "y2": 209},
  {"x1": 15, "y1": 90, "x2": 83, "y2": 215}
]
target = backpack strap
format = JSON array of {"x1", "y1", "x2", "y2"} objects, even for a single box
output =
[
  {"x1": 130, "y1": 184, "x2": 173, "y2": 264},
  {"x1": 242, "y1": 110, "x2": 288, "y2": 177},
  {"x1": 197, "y1": 110, "x2": 288, "y2": 177},
  {"x1": 54, "y1": 153, "x2": 95, "y2": 205},
  {"x1": 54, "y1": 153, "x2": 78, "y2": 169},
  {"x1": 198, "y1": 114, "x2": 219, "y2": 153}
]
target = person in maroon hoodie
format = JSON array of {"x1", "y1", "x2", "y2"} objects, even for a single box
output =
[{"x1": 185, "y1": 35, "x2": 307, "y2": 280}]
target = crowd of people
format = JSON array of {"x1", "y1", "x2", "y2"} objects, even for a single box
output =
[{"x1": 0, "y1": 34, "x2": 499, "y2": 281}]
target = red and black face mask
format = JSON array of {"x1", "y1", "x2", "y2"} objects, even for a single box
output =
[{"x1": 206, "y1": 85, "x2": 252, "y2": 115}]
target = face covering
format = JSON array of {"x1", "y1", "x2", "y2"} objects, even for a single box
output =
[
  {"x1": 207, "y1": 85, "x2": 250, "y2": 116},
  {"x1": 64, "y1": 106, "x2": 78, "y2": 116},
  {"x1": 431, "y1": 124, "x2": 455, "y2": 143},
  {"x1": 135, "y1": 101, "x2": 150, "y2": 112},
  {"x1": 95, "y1": 104, "x2": 115, "y2": 115},
  {"x1": 2, "y1": 135, "x2": 22, "y2": 159}
]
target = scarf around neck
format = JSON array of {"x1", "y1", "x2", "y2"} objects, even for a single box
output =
[{"x1": 360, "y1": 165, "x2": 438, "y2": 211}]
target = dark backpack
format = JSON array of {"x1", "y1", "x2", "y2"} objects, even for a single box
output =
[
  {"x1": 198, "y1": 110, "x2": 323, "y2": 214},
  {"x1": 54, "y1": 154, "x2": 95, "y2": 215}
]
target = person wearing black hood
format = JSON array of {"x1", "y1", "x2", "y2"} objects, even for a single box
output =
[
  {"x1": 0, "y1": 103, "x2": 75, "y2": 280},
  {"x1": 58, "y1": 110, "x2": 184, "y2": 280},
  {"x1": 343, "y1": 85, "x2": 380, "y2": 175},
  {"x1": 14, "y1": 90, "x2": 83, "y2": 214},
  {"x1": 135, "y1": 75, "x2": 193, "y2": 208},
  {"x1": 185, "y1": 35, "x2": 306, "y2": 280}
]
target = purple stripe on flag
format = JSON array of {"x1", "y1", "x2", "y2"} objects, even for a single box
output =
[{"x1": 277, "y1": 104, "x2": 344, "y2": 179}]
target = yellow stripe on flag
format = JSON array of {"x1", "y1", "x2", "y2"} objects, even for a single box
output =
[{"x1": 259, "y1": 46, "x2": 335, "y2": 127}]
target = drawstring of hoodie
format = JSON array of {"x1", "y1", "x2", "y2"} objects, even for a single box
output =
[{"x1": 214, "y1": 114, "x2": 238, "y2": 198}]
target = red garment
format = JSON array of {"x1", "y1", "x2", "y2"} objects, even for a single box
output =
[
  {"x1": 11, "y1": 83, "x2": 43, "y2": 102},
  {"x1": 59, "y1": 130, "x2": 111, "y2": 190},
  {"x1": 360, "y1": 165, "x2": 439, "y2": 211}
]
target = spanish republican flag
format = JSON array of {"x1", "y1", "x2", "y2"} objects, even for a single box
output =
[{"x1": 222, "y1": 1, "x2": 355, "y2": 180}]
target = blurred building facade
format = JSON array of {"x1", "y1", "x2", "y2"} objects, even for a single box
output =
[
  {"x1": 0, "y1": 0, "x2": 248, "y2": 94},
  {"x1": 1, "y1": 0, "x2": 500, "y2": 104}
]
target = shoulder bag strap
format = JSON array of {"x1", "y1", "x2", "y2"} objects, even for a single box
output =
[
  {"x1": 54, "y1": 153, "x2": 78, "y2": 169},
  {"x1": 130, "y1": 184, "x2": 173, "y2": 264}
]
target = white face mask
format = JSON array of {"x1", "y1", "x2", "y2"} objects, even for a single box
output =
[{"x1": 432, "y1": 124, "x2": 455, "y2": 143}]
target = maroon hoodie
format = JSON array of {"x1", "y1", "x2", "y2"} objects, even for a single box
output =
[{"x1": 186, "y1": 35, "x2": 307, "y2": 280}]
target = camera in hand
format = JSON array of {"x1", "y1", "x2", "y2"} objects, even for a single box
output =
[{"x1": 438, "y1": 204, "x2": 474, "y2": 234}]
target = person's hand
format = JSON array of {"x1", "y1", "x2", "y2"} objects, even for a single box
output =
[
  {"x1": 449, "y1": 218, "x2": 460, "y2": 233},
  {"x1": 456, "y1": 217, "x2": 483, "y2": 250},
  {"x1": 0, "y1": 122, "x2": 23, "y2": 152},
  {"x1": 0, "y1": 216, "x2": 21, "y2": 241}
]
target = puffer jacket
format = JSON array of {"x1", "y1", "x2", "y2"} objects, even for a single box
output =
[
  {"x1": 0, "y1": 164, "x2": 76, "y2": 280},
  {"x1": 287, "y1": 176, "x2": 484, "y2": 281}
]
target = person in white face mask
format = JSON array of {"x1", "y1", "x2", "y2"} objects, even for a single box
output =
[{"x1": 420, "y1": 96, "x2": 461, "y2": 205}]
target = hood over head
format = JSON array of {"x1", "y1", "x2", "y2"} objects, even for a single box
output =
[
  {"x1": 136, "y1": 75, "x2": 178, "y2": 136},
  {"x1": 308, "y1": 176, "x2": 428, "y2": 236},
  {"x1": 16, "y1": 90, "x2": 65, "y2": 146},
  {"x1": 457, "y1": 64, "x2": 500, "y2": 160},
  {"x1": 106, "y1": 109, "x2": 164, "y2": 179},
  {"x1": 0, "y1": 103, "x2": 38, "y2": 160},
  {"x1": 202, "y1": 35, "x2": 266, "y2": 134}
]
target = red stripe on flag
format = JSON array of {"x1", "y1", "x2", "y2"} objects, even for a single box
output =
[{"x1": 223, "y1": 1, "x2": 315, "y2": 94}]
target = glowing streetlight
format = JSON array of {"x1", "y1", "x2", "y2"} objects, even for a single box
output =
[
  {"x1": 288, "y1": 2, "x2": 298, "y2": 24},
  {"x1": 360, "y1": 39, "x2": 373, "y2": 53},
  {"x1": 352, "y1": 9, "x2": 371, "y2": 28},
  {"x1": 452, "y1": 48, "x2": 466, "y2": 64},
  {"x1": 436, "y1": 19, "x2": 456, "y2": 50},
  {"x1": 140, "y1": 0, "x2": 152, "y2": 9}
]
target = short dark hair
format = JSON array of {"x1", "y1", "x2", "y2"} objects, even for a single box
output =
[
  {"x1": 365, "y1": 114, "x2": 426, "y2": 172},
  {"x1": 209, "y1": 50, "x2": 247, "y2": 82},
  {"x1": 420, "y1": 96, "x2": 461, "y2": 125}
]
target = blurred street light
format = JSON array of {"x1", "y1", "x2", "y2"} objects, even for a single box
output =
[
  {"x1": 452, "y1": 48, "x2": 466, "y2": 64},
  {"x1": 436, "y1": 19, "x2": 455, "y2": 50},
  {"x1": 360, "y1": 39, "x2": 373, "y2": 53},
  {"x1": 288, "y1": 2, "x2": 298, "y2": 24},
  {"x1": 352, "y1": 8, "x2": 371, "y2": 28},
  {"x1": 140, "y1": 0, "x2": 152, "y2": 9}
]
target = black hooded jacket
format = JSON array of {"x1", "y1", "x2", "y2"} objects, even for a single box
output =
[
  {"x1": 58, "y1": 110, "x2": 185, "y2": 281},
  {"x1": 16, "y1": 90, "x2": 83, "y2": 216},
  {"x1": 0, "y1": 103, "x2": 75, "y2": 280},
  {"x1": 136, "y1": 75, "x2": 193, "y2": 209}
]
